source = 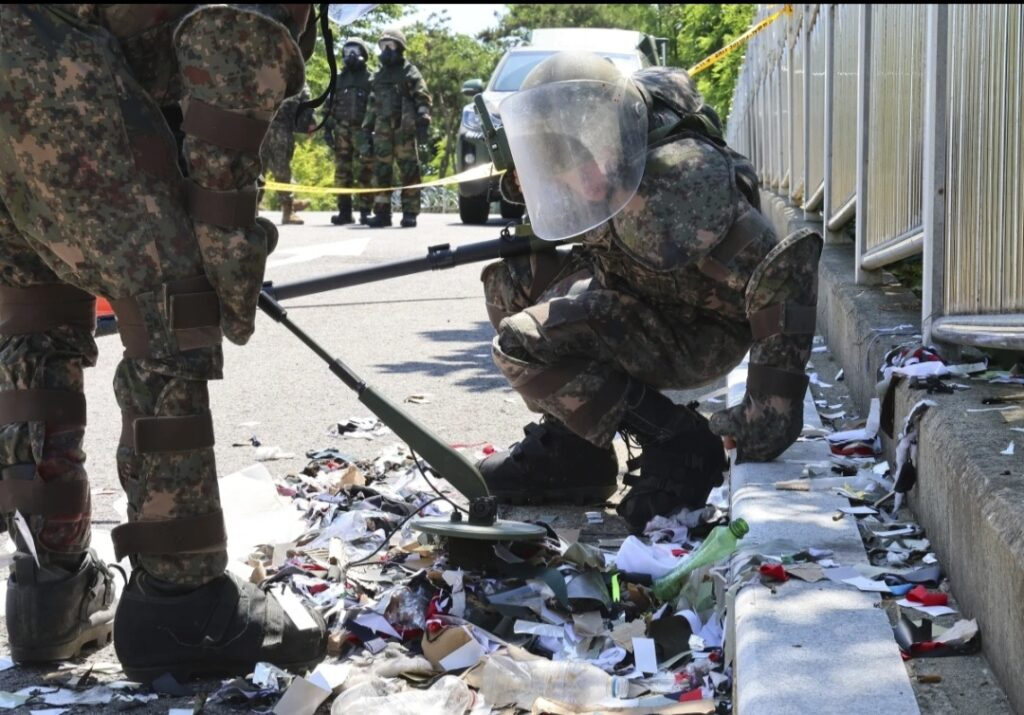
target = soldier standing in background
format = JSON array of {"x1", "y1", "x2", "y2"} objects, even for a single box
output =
[
  {"x1": 362, "y1": 27, "x2": 433, "y2": 228},
  {"x1": 0, "y1": 3, "x2": 326, "y2": 681},
  {"x1": 261, "y1": 83, "x2": 316, "y2": 225},
  {"x1": 324, "y1": 38, "x2": 374, "y2": 226}
]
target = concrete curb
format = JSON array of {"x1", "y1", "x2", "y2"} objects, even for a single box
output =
[{"x1": 727, "y1": 361, "x2": 918, "y2": 714}]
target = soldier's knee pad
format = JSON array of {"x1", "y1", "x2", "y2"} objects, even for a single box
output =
[{"x1": 0, "y1": 285, "x2": 94, "y2": 531}]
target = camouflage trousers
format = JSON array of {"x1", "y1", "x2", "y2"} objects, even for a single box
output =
[
  {"x1": 261, "y1": 127, "x2": 297, "y2": 204},
  {"x1": 0, "y1": 5, "x2": 226, "y2": 587},
  {"x1": 482, "y1": 248, "x2": 750, "y2": 447},
  {"x1": 333, "y1": 123, "x2": 374, "y2": 213},
  {"x1": 370, "y1": 122, "x2": 422, "y2": 214}
]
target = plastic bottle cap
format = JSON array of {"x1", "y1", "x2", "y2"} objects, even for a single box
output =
[{"x1": 730, "y1": 518, "x2": 750, "y2": 537}]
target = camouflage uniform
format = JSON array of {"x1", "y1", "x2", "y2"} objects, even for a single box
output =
[
  {"x1": 363, "y1": 58, "x2": 432, "y2": 216},
  {"x1": 483, "y1": 66, "x2": 822, "y2": 465},
  {"x1": 261, "y1": 85, "x2": 314, "y2": 218},
  {"x1": 324, "y1": 62, "x2": 373, "y2": 216},
  {"x1": 0, "y1": 2, "x2": 308, "y2": 593}
]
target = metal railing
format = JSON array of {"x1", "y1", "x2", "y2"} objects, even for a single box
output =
[{"x1": 727, "y1": 3, "x2": 1024, "y2": 351}]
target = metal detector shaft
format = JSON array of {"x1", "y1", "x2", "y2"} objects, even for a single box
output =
[
  {"x1": 265, "y1": 229, "x2": 570, "y2": 302},
  {"x1": 257, "y1": 290, "x2": 489, "y2": 500}
]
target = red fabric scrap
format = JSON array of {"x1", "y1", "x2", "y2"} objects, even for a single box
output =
[
  {"x1": 907, "y1": 585, "x2": 948, "y2": 606},
  {"x1": 678, "y1": 688, "x2": 705, "y2": 702},
  {"x1": 759, "y1": 563, "x2": 789, "y2": 582}
]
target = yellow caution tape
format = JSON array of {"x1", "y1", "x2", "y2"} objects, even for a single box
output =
[
  {"x1": 688, "y1": 4, "x2": 793, "y2": 77},
  {"x1": 263, "y1": 162, "x2": 504, "y2": 195}
]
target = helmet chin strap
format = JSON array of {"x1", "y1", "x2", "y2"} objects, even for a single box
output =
[{"x1": 297, "y1": 3, "x2": 337, "y2": 133}]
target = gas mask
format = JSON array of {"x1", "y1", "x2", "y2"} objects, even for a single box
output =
[
  {"x1": 342, "y1": 44, "x2": 366, "y2": 69},
  {"x1": 379, "y1": 40, "x2": 403, "y2": 67}
]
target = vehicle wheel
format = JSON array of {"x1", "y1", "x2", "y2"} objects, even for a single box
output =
[
  {"x1": 499, "y1": 199, "x2": 525, "y2": 221},
  {"x1": 459, "y1": 193, "x2": 490, "y2": 224}
]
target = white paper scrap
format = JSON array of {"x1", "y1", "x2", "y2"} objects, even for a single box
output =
[
  {"x1": 632, "y1": 637, "x2": 659, "y2": 674},
  {"x1": 272, "y1": 676, "x2": 331, "y2": 715},
  {"x1": 219, "y1": 464, "x2": 308, "y2": 562},
  {"x1": 439, "y1": 638, "x2": 486, "y2": 671},
  {"x1": 896, "y1": 599, "x2": 957, "y2": 617},
  {"x1": 31, "y1": 709, "x2": 69, "y2": 715},
  {"x1": 353, "y1": 612, "x2": 402, "y2": 639},
  {"x1": 273, "y1": 588, "x2": 319, "y2": 632},
  {"x1": 841, "y1": 576, "x2": 892, "y2": 593},
  {"x1": 613, "y1": 536, "x2": 681, "y2": 579},
  {"x1": 443, "y1": 570, "x2": 466, "y2": 618},
  {"x1": 307, "y1": 663, "x2": 350, "y2": 692},
  {"x1": 1001, "y1": 442, "x2": 1015, "y2": 456},
  {"x1": 839, "y1": 506, "x2": 878, "y2": 516}
]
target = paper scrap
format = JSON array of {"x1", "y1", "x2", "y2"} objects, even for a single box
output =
[
  {"x1": 841, "y1": 576, "x2": 892, "y2": 593},
  {"x1": 633, "y1": 637, "x2": 659, "y2": 674},
  {"x1": 839, "y1": 506, "x2": 878, "y2": 516},
  {"x1": 307, "y1": 662, "x2": 350, "y2": 692},
  {"x1": 272, "y1": 676, "x2": 331, "y2": 715},
  {"x1": 785, "y1": 563, "x2": 826, "y2": 582},
  {"x1": 439, "y1": 638, "x2": 485, "y2": 671},
  {"x1": 896, "y1": 599, "x2": 957, "y2": 617},
  {"x1": 614, "y1": 536, "x2": 681, "y2": 579},
  {"x1": 1001, "y1": 442, "x2": 1015, "y2": 456}
]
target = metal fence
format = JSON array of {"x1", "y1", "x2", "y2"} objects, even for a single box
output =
[{"x1": 727, "y1": 4, "x2": 1024, "y2": 351}]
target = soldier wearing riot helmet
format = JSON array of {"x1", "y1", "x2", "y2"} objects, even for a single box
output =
[
  {"x1": 324, "y1": 37, "x2": 375, "y2": 225},
  {"x1": 479, "y1": 52, "x2": 823, "y2": 533},
  {"x1": 362, "y1": 26, "x2": 433, "y2": 228}
]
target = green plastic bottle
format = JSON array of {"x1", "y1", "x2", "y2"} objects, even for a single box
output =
[{"x1": 653, "y1": 518, "x2": 750, "y2": 601}]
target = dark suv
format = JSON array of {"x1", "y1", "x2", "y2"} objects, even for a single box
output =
[{"x1": 456, "y1": 28, "x2": 666, "y2": 224}]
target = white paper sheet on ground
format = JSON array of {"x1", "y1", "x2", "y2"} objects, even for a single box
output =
[
  {"x1": 698, "y1": 613, "x2": 724, "y2": 649},
  {"x1": 31, "y1": 709, "x2": 70, "y2": 715},
  {"x1": 439, "y1": 638, "x2": 486, "y2": 671},
  {"x1": 826, "y1": 398, "x2": 881, "y2": 443},
  {"x1": 613, "y1": 536, "x2": 681, "y2": 579},
  {"x1": 219, "y1": 464, "x2": 308, "y2": 562},
  {"x1": 809, "y1": 373, "x2": 833, "y2": 388},
  {"x1": 514, "y1": 620, "x2": 566, "y2": 639},
  {"x1": 254, "y1": 445, "x2": 296, "y2": 461},
  {"x1": 633, "y1": 637, "x2": 659, "y2": 674},
  {"x1": 272, "y1": 676, "x2": 331, "y2": 715},
  {"x1": 443, "y1": 570, "x2": 466, "y2": 618},
  {"x1": 40, "y1": 687, "x2": 115, "y2": 706},
  {"x1": 1001, "y1": 442, "x2": 1015, "y2": 455},
  {"x1": 840, "y1": 575, "x2": 891, "y2": 593},
  {"x1": 935, "y1": 619, "x2": 978, "y2": 645},
  {"x1": 871, "y1": 526, "x2": 916, "y2": 538},
  {"x1": 353, "y1": 612, "x2": 403, "y2": 639},
  {"x1": 896, "y1": 599, "x2": 957, "y2": 617},
  {"x1": 272, "y1": 588, "x2": 320, "y2": 631}
]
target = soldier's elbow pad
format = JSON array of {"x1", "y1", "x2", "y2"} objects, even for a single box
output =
[{"x1": 174, "y1": 5, "x2": 306, "y2": 177}]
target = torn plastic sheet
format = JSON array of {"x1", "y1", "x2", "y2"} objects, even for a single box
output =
[{"x1": 614, "y1": 536, "x2": 683, "y2": 579}]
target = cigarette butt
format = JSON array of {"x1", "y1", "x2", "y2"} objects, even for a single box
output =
[{"x1": 917, "y1": 674, "x2": 942, "y2": 684}]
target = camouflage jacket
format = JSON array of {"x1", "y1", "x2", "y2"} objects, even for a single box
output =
[
  {"x1": 325, "y1": 67, "x2": 371, "y2": 127},
  {"x1": 362, "y1": 60, "x2": 432, "y2": 131},
  {"x1": 268, "y1": 85, "x2": 315, "y2": 138}
]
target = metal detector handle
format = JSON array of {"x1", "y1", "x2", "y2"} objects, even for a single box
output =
[{"x1": 257, "y1": 288, "x2": 490, "y2": 501}]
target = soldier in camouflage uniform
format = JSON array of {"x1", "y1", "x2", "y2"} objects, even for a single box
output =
[
  {"x1": 324, "y1": 38, "x2": 374, "y2": 226},
  {"x1": 261, "y1": 83, "x2": 315, "y2": 225},
  {"x1": 362, "y1": 27, "x2": 433, "y2": 229},
  {"x1": 0, "y1": 4, "x2": 326, "y2": 680},
  {"x1": 479, "y1": 53, "x2": 823, "y2": 533}
]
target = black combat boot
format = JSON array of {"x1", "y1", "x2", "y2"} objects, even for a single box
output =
[
  {"x1": 114, "y1": 569, "x2": 327, "y2": 683},
  {"x1": 358, "y1": 209, "x2": 372, "y2": 225},
  {"x1": 478, "y1": 417, "x2": 618, "y2": 505},
  {"x1": 616, "y1": 381, "x2": 728, "y2": 533},
  {"x1": 7, "y1": 550, "x2": 116, "y2": 662},
  {"x1": 400, "y1": 212, "x2": 418, "y2": 228},
  {"x1": 366, "y1": 208, "x2": 392, "y2": 228},
  {"x1": 331, "y1": 196, "x2": 354, "y2": 225}
]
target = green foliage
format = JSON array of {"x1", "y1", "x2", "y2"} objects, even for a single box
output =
[{"x1": 485, "y1": 4, "x2": 755, "y2": 120}]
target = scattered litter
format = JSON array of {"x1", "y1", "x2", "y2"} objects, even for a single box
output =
[
  {"x1": 1001, "y1": 442, "x2": 1015, "y2": 456},
  {"x1": 585, "y1": 511, "x2": 604, "y2": 524},
  {"x1": 404, "y1": 393, "x2": 434, "y2": 404}
]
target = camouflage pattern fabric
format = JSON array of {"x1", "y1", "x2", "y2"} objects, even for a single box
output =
[
  {"x1": 363, "y1": 60, "x2": 431, "y2": 213},
  {"x1": 0, "y1": 3, "x2": 307, "y2": 586},
  {"x1": 324, "y1": 67, "x2": 373, "y2": 212},
  {"x1": 261, "y1": 85, "x2": 313, "y2": 204},
  {"x1": 484, "y1": 128, "x2": 821, "y2": 461}
]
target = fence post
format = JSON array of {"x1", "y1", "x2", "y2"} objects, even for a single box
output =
[
  {"x1": 854, "y1": 4, "x2": 879, "y2": 284},
  {"x1": 822, "y1": 4, "x2": 840, "y2": 241},
  {"x1": 922, "y1": 4, "x2": 949, "y2": 348},
  {"x1": 787, "y1": 15, "x2": 796, "y2": 200},
  {"x1": 802, "y1": 4, "x2": 813, "y2": 220}
]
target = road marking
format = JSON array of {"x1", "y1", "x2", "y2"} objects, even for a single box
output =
[{"x1": 267, "y1": 238, "x2": 371, "y2": 268}]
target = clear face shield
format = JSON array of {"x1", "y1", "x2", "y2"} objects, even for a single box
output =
[{"x1": 499, "y1": 78, "x2": 649, "y2": 240}]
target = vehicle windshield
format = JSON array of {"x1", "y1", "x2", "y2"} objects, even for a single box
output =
[{"x1": 490, "y1": 51, "x2": 640, "y2": 92}]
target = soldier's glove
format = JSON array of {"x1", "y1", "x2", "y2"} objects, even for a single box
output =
[{"x1": 708, "y1": 366, "x2": 809, "y2": 463}]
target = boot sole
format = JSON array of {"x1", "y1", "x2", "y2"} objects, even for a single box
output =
[
  {"x1": 11, "y1": 620, "x2": 113, "y2": 663},
  {"x1": 121, "y1": 653, "x2": 326, "y2": 685},
  {"x1": 490, "y1": 483, "x2": 617, "y2": 506}
]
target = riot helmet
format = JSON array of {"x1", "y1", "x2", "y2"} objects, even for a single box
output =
[
  {"x1": 379, "y1": 26, "x2": 407, "y2": 66},
  {"x1": 499, "y1": 51, "x2": 649, "y2": 240},
  {"x1": 341, "y1": 37, "x2": 369, "y2": 69}
]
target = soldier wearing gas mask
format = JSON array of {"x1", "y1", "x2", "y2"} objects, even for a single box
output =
[
  {"x1": 324, "y1": 37, "x2": 374, "y2": 226},
  {"x1": 479, "y1": 52, "x2": 822, "y2": 534},
  {"x1": 361, "y1": 27, "x2": 433, "y2": 228},
  {"x1": 0, "y1": 3, "x2": 326, "y2": 682}
]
